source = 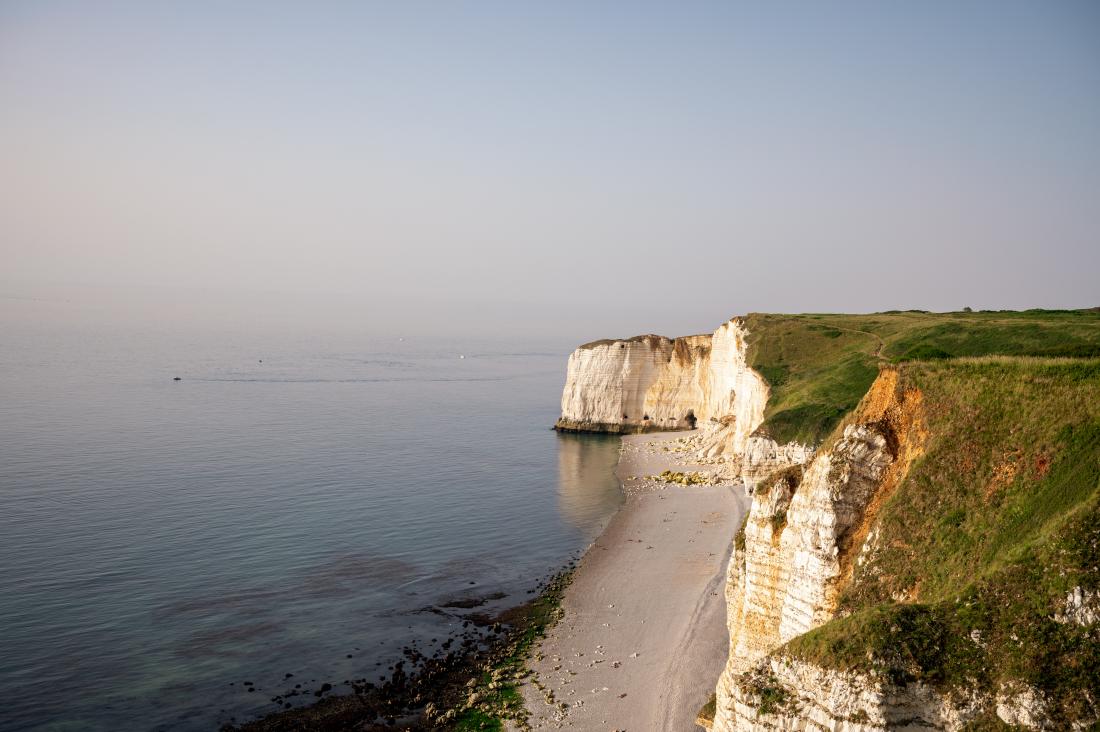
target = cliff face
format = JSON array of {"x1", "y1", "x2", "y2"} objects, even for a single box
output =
[
  {"x1": 716, "y1": 420, "x2": 898, "y2": 699},
  {"x1": 555, "y1": 321, "x2": 761, "y2": 439},
  {"x1": 722, "y1": 656, "x2": 991, "y2": 731},
  {"x1": 554, "y1": 334, "x2": 681, "y2": 433},
  {"x1": 720, "y1": 657, "x2": 1065, "y2": 731},
  {"x1": 713, "y1": 369, "x2": 932, "y2": 731},
  {"x1": 556, "y1": 319, "x2": 809, "y2": 480},
  {"x1": 737, "y1": 436, "x2": 815, "y2": 494}
]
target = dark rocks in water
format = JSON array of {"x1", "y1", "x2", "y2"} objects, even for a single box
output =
[
  {"x1": 222, "y1": 571, "x2": 574, "y2": 732},
  {"x1": 441, "y1": 591, "x2": 506, "y2": 609}
]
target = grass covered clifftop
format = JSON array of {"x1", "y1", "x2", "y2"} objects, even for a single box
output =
[
  {"x1": 783, "y1": 357, "x2": 1100, "y2": 726},
  {"x1": 741, "y1": 309, "x2": 1100, "y2": 445}
]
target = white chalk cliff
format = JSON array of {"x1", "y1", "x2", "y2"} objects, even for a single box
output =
[
  {"x1": 712, "y1": 419, "x2": 911, "y2": 732},
  {"x1": 556, "y1": 319, "x2": 808, "y2": 484}
]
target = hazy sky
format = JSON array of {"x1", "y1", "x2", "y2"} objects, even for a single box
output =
[{"x1": 2, "y1": 1, "x2": 1098, "y2": 340}]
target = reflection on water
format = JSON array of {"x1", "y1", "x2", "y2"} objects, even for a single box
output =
[
  {"x1": 0, "y1": 328, "x2": 627, "y2": 731},
  {"x1": 556, "y1": 432, "x2": 624, "y2": 535}
]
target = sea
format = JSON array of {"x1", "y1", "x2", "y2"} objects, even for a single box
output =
[{"x1": 0, "y1": 318, "x2": 624, "y2": 731}]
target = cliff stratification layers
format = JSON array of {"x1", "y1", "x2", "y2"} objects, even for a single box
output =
[
  {"x1": 710, "y1": 369, "x2": 953, "y2": 730},
  {"x1": 556, "y1": 319, "x2": 805, "y2": 474},
  {"x1": 554, "y1": 333, "x2": 710, "y2": 434}
]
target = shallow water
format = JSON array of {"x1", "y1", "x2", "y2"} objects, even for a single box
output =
[{"x1": 0, "y1": 323, "x2": 623, "y2": 731}]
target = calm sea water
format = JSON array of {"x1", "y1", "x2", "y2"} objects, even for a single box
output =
[{"x1": 0, "y1": 322, "x2": 623, "y2": 731}]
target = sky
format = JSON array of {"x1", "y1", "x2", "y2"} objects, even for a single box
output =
[{"x1": 2, "y1": 1, "x2": 1098, "y2": 340}]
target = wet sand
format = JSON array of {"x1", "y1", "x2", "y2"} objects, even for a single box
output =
[{"x1": 519, "y1": 432, "x2": 750, "y2": 731}]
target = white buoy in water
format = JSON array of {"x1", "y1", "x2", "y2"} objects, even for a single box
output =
[{"x1": 459, "y1": 354, "x2": 465, "y2": 359}]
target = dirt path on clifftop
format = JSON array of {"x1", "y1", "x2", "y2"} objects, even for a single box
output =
[
  {"x1": 820, "y1": 322, "x2": 887, "y2": 361},
  {"x1": 519, "y1": 433, "x2": 749, "y2": 731}
]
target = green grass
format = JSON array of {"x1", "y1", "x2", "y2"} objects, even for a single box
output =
[
  {"x1": 740, "y1": 309, "x2": 1100, "y2": 445},
  {"x1": 453, "y1": 709, "x2": 503, "y2": 731},
  {"x1": 578, "y1": 333, "x2": 670, "y2": 350},
  {"x1": 737, "y1": 666, "x2": 798, "y2": 716},
  {"x1": 696, "y1": 693, "x2": 717, "y2": 725},
  {"x1": 782, "y1": 357, "x2": 1100, "y2": 726},
  {"x1": 734, "y1": 509, "x2": 750, "y2": 552}
]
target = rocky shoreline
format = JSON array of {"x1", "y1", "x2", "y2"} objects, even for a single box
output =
[{"x1": 221, "y1": 571, "x2": 573, "y2": 731}]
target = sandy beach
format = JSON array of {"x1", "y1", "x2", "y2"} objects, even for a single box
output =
[{"x1": 519, "y1": 432, "x2": 750, "y2": 731}]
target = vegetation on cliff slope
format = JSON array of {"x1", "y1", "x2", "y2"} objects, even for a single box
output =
[
  {"x1": 784, "y1": 358, "x2": 1100, "y2": 726},
  {"x1": 741, "y1": 309, "x2": 1100, "y2": 445}
]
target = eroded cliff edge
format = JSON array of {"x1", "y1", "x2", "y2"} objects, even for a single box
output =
[
  {"x1": 558, "y1": 312, "x2": 1100, "y2": 731},
  {"x1": 555, "y1": 318, "x2": 812, "y2": 490}
]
